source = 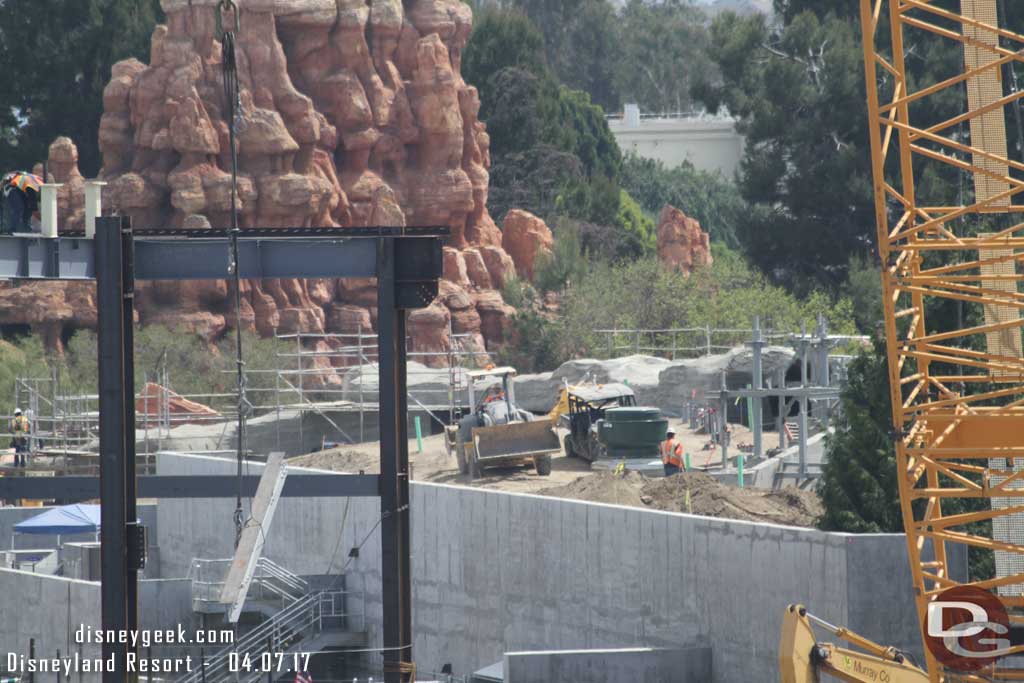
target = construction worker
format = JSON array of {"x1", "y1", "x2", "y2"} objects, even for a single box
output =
[
  {"x1": 662, "y1": 428, "x2": 684, "y2": 476},
  {"x1": 10, "y1": 408, "x2": 29, "y2": 468},
  {"x1": 1, "y1": 172, "x2": 41, "y2": 234}
]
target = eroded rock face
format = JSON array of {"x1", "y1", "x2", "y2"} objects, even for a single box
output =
[
  {"x1": 2, "y1": 0, "x2": 521, "y2": 381},
  {"x1": 502, "y1": 209, "x2": 552, "y2": 281},
  {"x1": 657, "y1": 204, "x2": 712, "y2": 274}
]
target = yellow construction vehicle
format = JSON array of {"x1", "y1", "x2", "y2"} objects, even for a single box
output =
[
  {"x1": 445, "y1": 367, "x2": 560, "y2": 478},
  {"x1": 780, "y1": 604, "x2": 928, "y2": 683}
]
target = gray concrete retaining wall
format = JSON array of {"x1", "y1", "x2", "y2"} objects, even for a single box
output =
[
  {"x1": 154, "y1": 452, "x2": 964, "y2": 682},
  {"x1": 0, "y1": 568, "x2": 102, "y2": 681},
  {"x1": 503, "y1": 647, "x2": 712, "y2": 683},
  {"x1": 0, "y1": 569, "x2": 196, "y2": 682}
]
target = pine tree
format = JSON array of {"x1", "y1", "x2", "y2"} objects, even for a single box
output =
[
  {"x1": 0, "y1": 0, "x2": 163, "y2": 176},
  {"x1": 817, "y1": 340, "x2": 902, "y2": 533}
]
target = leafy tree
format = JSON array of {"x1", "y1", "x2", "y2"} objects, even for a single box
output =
[
  {"x1": 556, "y1": 249, "x2": 857, "y2": 359},
  {"x1": 0, "y1": 0, "x2": 164, "y2": 175},
  {"x1": 613, "y1": 0, "x2": 715, "y2": 113},
  {"x1": 620, "y1": 154, "x2": 748, "y2": 249},
  {"x1": 464, "y1": 5, "x2": 624, "y2": 230},
  {"x1": 817, "y1": 341, "x2": 902, "y2": 533},
  {"x1": 845, "y1": 254, "x2": 882, "y2": 334},
  {"x1": 534, "y1": 221, "x2": 589, "y2": 293},
  {"x1": 462, "y1": 8, "x2": 547, "y2": 110},
  {"x1": 694, "y1": 10, "x2": 873, "y2": 292}
]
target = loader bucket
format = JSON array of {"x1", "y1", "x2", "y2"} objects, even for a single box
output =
[{"x1": 472, "y1": 420, "x2": 560, "y2": 465}]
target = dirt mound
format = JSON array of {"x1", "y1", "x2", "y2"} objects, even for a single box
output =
[
  {"x1": 538, "y1": 471, "x2": 648, "y2": 508},
  {"x1": 290, "y1": 448, "x2": 380, "y2": 474},
  {"x1": 540, "y1": 471, "x2": 822, "y2": 528}
]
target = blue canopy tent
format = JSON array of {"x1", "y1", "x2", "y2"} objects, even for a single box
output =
[{"x1": 13, "y1": 504, "x2": 101, "y2": 547}]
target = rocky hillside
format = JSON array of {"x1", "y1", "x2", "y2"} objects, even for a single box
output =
[{"x1": 0, "y1": 0, "x2": 543, "y2": 380}]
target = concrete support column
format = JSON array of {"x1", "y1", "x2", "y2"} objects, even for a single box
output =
[
  {"x1": 84, "y1": 181, "x2": 107, "y2": 239},
  {"x1": 40, "y1": 183, "x2": 62, "y2": 237}
]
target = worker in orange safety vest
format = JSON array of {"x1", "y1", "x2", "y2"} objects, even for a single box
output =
[{"x1": 662, "y1": 428, "x2": 684, "y2": 477}]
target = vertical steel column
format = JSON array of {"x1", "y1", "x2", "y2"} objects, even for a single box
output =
[
  {"x1": 377, "y1": 237, "x2": 413, "y2": 683},
  {"x1": 775, "y1": 368, "x2": 786, "y2": 450},
  {"x1": 120, "y1": 217, "x2": 139, "y2": 638},
  {"x1": 749, "y1": 316, "x2": 764, "y2": 458},
  {"x1": 719, "y1": 371, "x2": 728, "y2": 469},
  {"x1": 96, "y1": 216, "x2": 132, "y2": 683},
  {"x1": 798, "y1": 325, "x2": 809, "y2": 478}
]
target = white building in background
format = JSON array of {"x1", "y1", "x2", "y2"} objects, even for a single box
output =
[{"x1": 607, "y1": 104, "x2": 745, "y2": 178}]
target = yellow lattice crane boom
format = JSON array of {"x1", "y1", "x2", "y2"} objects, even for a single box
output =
[{"x1": 859, "y1": 0, "x2": 1024, "y2": 679}]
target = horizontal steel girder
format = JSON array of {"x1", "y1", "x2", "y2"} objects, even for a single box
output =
[
  {"x1": 0, "y1": 473, "x2": 380, "y2": 499},
  {"x1": 0, "y1": 234, "x2": 381, "y2": 280}
]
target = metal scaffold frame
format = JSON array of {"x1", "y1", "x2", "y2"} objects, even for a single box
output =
[{"x1": 860, "y1": 0, "x2": 1024, "y2": 678}]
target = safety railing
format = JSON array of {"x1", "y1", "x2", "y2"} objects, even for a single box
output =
[
  {"x1": 189, "y1": 557, "x2": 309, "y2": 612},
  {"x1": 179, "y1": 589, "x2": 360, "y2": 683}
]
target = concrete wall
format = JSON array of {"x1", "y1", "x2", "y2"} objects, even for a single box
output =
[
  {"x1": 0, "y1": 568, "x2": 102, "y2": 679},
  {"x1": 503, "y1": 647, "x2": 712, "y2": 683},
  {"x1": 0, "y1": 568, "x2": 197, "y2": 682},
  {"x1": 155, "y1": 452, "x2": 965, "y2": 683}
]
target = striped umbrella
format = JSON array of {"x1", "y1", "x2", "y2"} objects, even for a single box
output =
[{"x1": 3, "y1": 171, "x2": 42, "y2": 193}]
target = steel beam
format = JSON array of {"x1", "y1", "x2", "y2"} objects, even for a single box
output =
[
  {"x1": 0, "y1": 474, "x2": 380, "y2": 499},
  {"x1": 377, "y1": 237, "x2": 413, "y2": 683},
  {"x1": 96, "y1": 217, "x2": 130, "y2": 682},
  {"x1": 0, "y1": 234, "x2": 379, "y2": 281}
]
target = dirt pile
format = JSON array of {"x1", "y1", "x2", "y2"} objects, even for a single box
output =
[{"x1": 541, "y1": 471, "x2": 822, "y2": 527}]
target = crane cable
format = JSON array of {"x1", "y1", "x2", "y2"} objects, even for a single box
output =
[{"x1": 217, "y1": 0, "x2": 250, "y2": 548}]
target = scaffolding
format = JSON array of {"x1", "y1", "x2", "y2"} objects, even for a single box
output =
[{"x1": 8, "y1": 319, "x2": 494, "y2": 457}]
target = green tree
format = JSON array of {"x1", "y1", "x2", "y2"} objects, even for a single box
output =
[
  {"x1": 485, "y1": 0, "x2": 622, "y2": 110},
  {"x1": 620, "y1": 154, "x2": 748, "y2": 249},
  {"x1": 817, "y1": 341, "x2": 902, "y2": 533},
  {"x1": 0, "y1": 0, "x2": 164, "y2": 175},
  {"x1": 845, "y1": 254, "x2": 882, "y2": 334},
  {"x1": 464, "y1": 6, "x2": 624, "y2": 230},
  {"x1": 462, "y1": 8, "x2": 547, "y2": 110},
  {"x1": 614, "y1": 0, "x2": 715, "y2": 113},
  {"x1": 694, "y1": 10, "x2": 872, "y2": 292}
]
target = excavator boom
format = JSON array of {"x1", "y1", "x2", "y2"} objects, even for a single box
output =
[{"x1": 780, "y1": 605, "x2": 928, "y2": 683}]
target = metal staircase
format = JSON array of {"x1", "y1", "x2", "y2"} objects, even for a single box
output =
[
  {"x1": 179, "y1": 589, "x2": 362, "y2": 683},
  {"x1": 190, "y1": 557, "x2": 309, "y2": 614}
]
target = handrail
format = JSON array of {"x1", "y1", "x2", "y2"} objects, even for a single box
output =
[
  {"x1": 178, "y1": 590, "x2": 355, "y2": 683},
  {"x1": 190, "y1": 557, "x2": 309, "y2": 607}
]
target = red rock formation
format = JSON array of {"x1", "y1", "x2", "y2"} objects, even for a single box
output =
[
  {"x1": 136, "y1": 382, "x2": 219, "y2": 427},
  {"x1": 657, "y1": 204, "x2": 713, "y2": 274},
  {"x1": 0, "y1": 0, "x2": 521, "y2": 376},
  {"x1": 502, "y1": 209, "x2": 553, "y2": 281}
]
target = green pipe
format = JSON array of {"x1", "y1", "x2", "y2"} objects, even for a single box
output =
[
  {"x1": 414, "y1": 416, "x2": 423, "y2": 454},
  {"x1": 738, "y1": 453, "x2": 744, "y2": 488},
  {"x1": 684, "y1": 452, "x2": 691, "y2": 471}
]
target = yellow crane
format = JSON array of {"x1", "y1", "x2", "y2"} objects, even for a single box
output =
[{"x1": 852, "y1": 0, "x2": 1024, "y2": 679}]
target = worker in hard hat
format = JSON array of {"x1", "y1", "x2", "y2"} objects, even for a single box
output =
[
  {"x1": 1, "y1": 172, "x2": 41, "y2": 235},
  {"x1": 661, "y1": 428, "x2": 684, "y2": 477},
  {"x1": 10, "y1": 408, "x2": 29, "y2": 468}
]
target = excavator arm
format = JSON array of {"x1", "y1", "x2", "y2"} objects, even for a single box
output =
[{"x1": 780, "y1": 604, "x2": 929, "y2": 683}]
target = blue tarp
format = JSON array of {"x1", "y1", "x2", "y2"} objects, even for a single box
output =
[{"x1": 14, "y1": 504, "x2": 100, "y2": 535}]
